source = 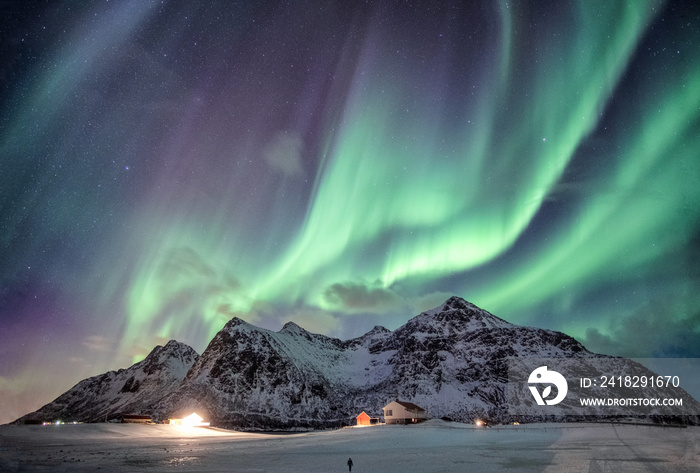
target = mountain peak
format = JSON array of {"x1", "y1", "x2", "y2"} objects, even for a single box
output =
[
  {"x1": 14, "y1": 338, "x2": 199, "y2": 424},
  {"x1": 163, "y1": 339, "x2": 182, "y2": 349},
  {"x1": 368, "y1": 325, "x2": 390, "y2": 334},
  {"x1": 441, "y1": 296, "x2": 477, "y2": 311},
  {"x1": 280, "y1": 321, "x2": 307, "y2": 334},
  {"x1": 140, "y1": 340, "x2": 199, "y2": 376},
  {"x1": 161, "y1": 339, "x2": 194, "y2": 354},
  {"x1": 407, "y1": 296, "x2": 512, "y2": 332},
  {"x1": 144, "y1": 339, "x2": 196, "y2": 362},
  {"x1": 222, "y1": 316, "x2": 254, "y2": 333}
]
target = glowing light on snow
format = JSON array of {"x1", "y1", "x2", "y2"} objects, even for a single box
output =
[{"x1": 170, "y1": 412, "x2": 210, "y2": 428}]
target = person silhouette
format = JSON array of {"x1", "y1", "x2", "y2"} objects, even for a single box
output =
[{"x1": 347, "y1": 457, "x2": 354, "y2": 471}]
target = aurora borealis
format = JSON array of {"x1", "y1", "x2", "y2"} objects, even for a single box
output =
[{"x1": 1, "y1": 0, "x2": 699, "y2": 424}]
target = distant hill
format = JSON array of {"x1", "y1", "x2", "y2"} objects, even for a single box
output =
[{"x1": 13, "y1": 340, "x2": 198, "y2": 424}]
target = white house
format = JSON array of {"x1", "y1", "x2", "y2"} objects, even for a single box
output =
[{"x1": 382, "y1": 400, "x2": 427, "y2": 425}]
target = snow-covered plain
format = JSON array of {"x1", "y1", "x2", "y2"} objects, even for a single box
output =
[{"x1": 0, "y1": 420, "x2": 697, "y2": 472}]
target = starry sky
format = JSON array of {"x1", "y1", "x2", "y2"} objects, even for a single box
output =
[{"x1": 1, "y1": 0, "x2": 699, "y2": 424}]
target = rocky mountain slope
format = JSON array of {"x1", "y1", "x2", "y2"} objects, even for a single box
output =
[
  {"x1": 14, "y1": 340, "x2": 199, "y2": 424},
  {"x1": 14, "y1": 297, "x2": 698, "y2": 428},
  {"x1": 153, "y1": 296, "x2": 598, "y2": 428}
]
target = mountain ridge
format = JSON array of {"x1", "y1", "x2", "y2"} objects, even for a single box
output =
[
  {"x1": 14, "y1": 340, "x2": 199, "y2": 424},
  {"x1": 151, "y1": 296, "x2": 597, "y2": 428},
  {"x1": 13, "y1": 296, "x2": 698, "y2": 428}
]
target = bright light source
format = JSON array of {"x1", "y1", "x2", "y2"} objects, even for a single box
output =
[
  {"x1": 170, "y1": 412, "x2": 210, "y2": 427},
  {"x1": 182, "y1": 413, "x2": 204, "y2": 426},
  {"x1": 475, "y1": 420, "x2": 483, "y2": 427}
]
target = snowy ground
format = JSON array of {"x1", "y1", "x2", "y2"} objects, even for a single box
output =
[{"x1": 1, "y1": 420, "x2": 697, "y2": 472}]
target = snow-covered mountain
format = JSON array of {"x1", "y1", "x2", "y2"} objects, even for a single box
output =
[
  {"x1": 14, "y1": 340, "x2": 199, "y2": 424},
  {"x1": 152, "y1": 296, "x2": 599, "y2": 428},
  {"x1": 14, "y1": 297, "x2": 698, "y2": 428}
]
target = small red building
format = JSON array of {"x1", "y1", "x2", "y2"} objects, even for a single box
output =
[
  {"x1": 356, "y1": 411, "x2": 371, "y2": 426},
  {"x1": 355, "y1": 411, "x2": 380, "y2": 426}
]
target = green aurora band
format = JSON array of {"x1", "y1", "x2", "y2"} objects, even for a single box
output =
[
  {"x1": 110, "y1": 0, "x2": 700, "y2": 360},
  {"x1": 2, "y1": 0, "x2": 698, "y2": 372}
]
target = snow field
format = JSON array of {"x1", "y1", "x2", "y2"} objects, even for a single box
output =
[{"x1": 0, "y1": 420, "x2": 697, "y2": 472}]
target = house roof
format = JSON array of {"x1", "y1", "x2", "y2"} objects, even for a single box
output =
[{"x1": 386, "y1": 400, "x2": 425, "y2": 412}]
